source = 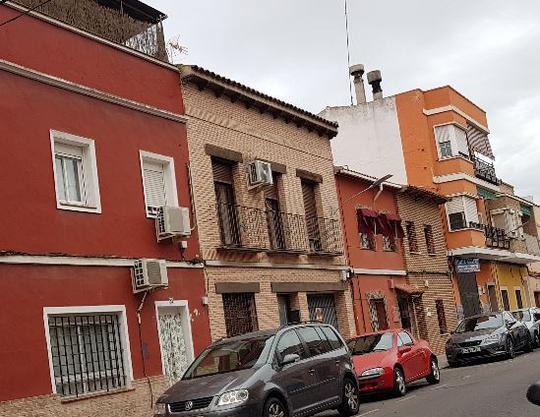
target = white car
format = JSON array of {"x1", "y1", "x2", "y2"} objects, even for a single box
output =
[{"x1": 512, "y1": 308, "x2": 540, "y2": 347}]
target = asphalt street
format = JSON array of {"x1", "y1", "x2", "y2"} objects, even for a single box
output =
[{"x1": 319, "y1": 349, "x2": 540, "y2": 417}]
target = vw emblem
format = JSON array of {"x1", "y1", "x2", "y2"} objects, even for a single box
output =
[{"x1": 185, "y1": 400, "x2": 193, "y2": 411}]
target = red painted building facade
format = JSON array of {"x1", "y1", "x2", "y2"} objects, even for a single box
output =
[
  {"x1": 0, "y1": 2, "x2": 210, "y2": 415},
  {"x1": 335, "y1": 168, "x2": 409, "y2": 335}
]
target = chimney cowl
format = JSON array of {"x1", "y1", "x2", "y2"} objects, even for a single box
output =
[
  {"x1": 349, "y1": 64, "x2": 365, "y2": 77},
  {"x1": 367, "y1": 70, "x2": 383, "y2": 100},
  {"x1": 349, "y1": 64, "x2": 367, "y2": 105}
]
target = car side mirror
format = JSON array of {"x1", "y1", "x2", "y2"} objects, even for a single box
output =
[
  {"x1": 527, "y1": 380, "x2": 540, "y2": 406},
  {"x1": 281, "y1": 353, "x2": 300, "y2": 366}
]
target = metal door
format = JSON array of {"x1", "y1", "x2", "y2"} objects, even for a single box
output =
[
  {"x1": 456, "y1": 273, "x2": 481, "y2": 317},
  {"x1": 488, "y1": 285, "x2": 498, "y2": 312},
  {"x1": 157, "y1": 311, "x2": 190, "y2": 385},
  {"x1": 308, "y1": 294, "x2": 339, "y2": 330}
]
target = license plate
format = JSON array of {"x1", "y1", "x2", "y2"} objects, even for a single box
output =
[{"x1": 461, "y1": 346, "x2": 481, "y2": 353}]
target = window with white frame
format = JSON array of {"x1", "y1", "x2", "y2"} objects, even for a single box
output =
[
  {"x1": 45, "y1": 307, "x2": 131, "y2": 398},
  {"x1": 446, "y1": 196, "x2": 479, "y2": 231},
  {"x1": 51, "y1": 131, "x2": 101, "y2": 213},
  {"x1": 140, "y1": 151, "x2": 179, "y2": 217},
  {"x1": 435, "y1": 124, "x2": 470, "y2": 159}
]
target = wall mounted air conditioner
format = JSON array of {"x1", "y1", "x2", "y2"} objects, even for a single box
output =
[
  {"x1": 155, "y1": 206, "x2": 191, "y2": 242},
  {"x1": 132, "y1": 259, "x2": 168, "y2": 293},
  {"x1": 248, "y1": 160, "x2": 273, "y2": 188}
]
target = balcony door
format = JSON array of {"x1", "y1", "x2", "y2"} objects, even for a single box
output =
[
  {"x1": 301, "y1": 180, "x2": 321, "y2": 252},
  {"x1": 213, "y1": 160, "x2": 239, "y2": 246}
]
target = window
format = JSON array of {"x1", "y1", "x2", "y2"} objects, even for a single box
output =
[
  {"x1": 446, "y1": 196, "x2": 479, "y2": 231},
  {"x1": 515, "y1": 289, "x2": 524, "y2": 309},
  {"x1": 297, "y1": 326, "x2": 331, "y2": 356},
  {"x1": 435, "y1": 124, "x2": 469, "y2": 159},
  {"x1": 383, "y1": 235, "x2": 396, "y2": 252},
  {"x1": 501, "y1": 289, "x2": 510, "y2": 311},
  {"x1": 45, "y1": 307, "x2": 130, "y2": 398},
  {"x1": 140, "y1": 151, "x2": 178, "y2": 218},
  {"x1": 357, "y1": 209, "x2": 377, "y2": 250},
  {"x1": 424, "y1": 225, "x2": 435, "y2": 254},
  {"x1": 51, "y1": 131, "x2": 101, "y2": 213},
  {"x1": 320, "y1": 326, "x2": 343, "y2": 350},
  {"x1": 435, "y1": 300, "x2": 448, "y2": 334},
  {"x1": 213, "y1": 159, "x2": 240, "y2": 246},
  {"x1": 301, "y1": 180, "x2": 321, "y2": 252},
  {"x1": 370, "y1": 299, "x2": 389, "y2": 331},
  {"x1": 222, "y1": 293, "x2": 258, "y2": 337},
  {"x1": 405, "y1": 221, "x2": 419, "y2": 253},
  {"x1": 276, "y1": 330, "x2": 307, "y2": 360},
  {"x1": 398, "y1": 331, "x2": 414, "y2": 346}
]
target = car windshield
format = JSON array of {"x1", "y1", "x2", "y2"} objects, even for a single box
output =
[
  {"x1": 512, "y1": 310, "x2": 531, "y2": 322},
  {"x1": 455, "y1": 315, "x2": 503, "y2": 333},
  {"x1": 348, "y1": 332, "x2": 394, "y2": 355},
  {"x1": 182, "y1": 335, "x2": 275, "y2": 379}
]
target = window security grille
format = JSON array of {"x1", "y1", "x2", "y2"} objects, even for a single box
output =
[
  {"x1": 222, "y1": 293, "x2": 258, "y2": 337},
  {"x1": 405, "y1": 222, "x2": 418, "y2": 252},
  {"x1": 48, "y1": 314, "x2": 126, "y2": 397}
]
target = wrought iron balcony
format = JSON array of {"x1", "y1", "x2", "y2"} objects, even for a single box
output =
[
  {"x1": 216, "y1": 203, "x2": 343, "y2": 255},
  {"x1": 17, "y1": 0, "x2": 168, "y2": 60},
  {"x1": 473, "y1": 157, "x2": 501, "y2": 185},
  {"x1": 469, "y1": 222, "x2": 510, "y2": 249}
]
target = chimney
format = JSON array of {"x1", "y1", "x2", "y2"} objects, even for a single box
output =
[
  {"x1": 349, "y1": 64, "x2": 366, "y2": 104},
  {"x1": 367, "y1": 70, "x2": 383, "y2": 100}
]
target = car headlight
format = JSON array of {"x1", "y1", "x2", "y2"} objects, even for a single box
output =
[
  {"x1": 154, "y1": 402, "x2": 167, "y2": 415},
  {"x1": 482, "y1": 333, "x2": 502, "y2": 344},
  {"x1": 361, "y1": 367, "x2": 385, "y2": 377},
  {"x1": 217, "y1": 389, "x2": 249, "y2": 407}
]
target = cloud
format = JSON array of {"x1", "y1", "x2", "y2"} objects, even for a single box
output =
[{"x1": 153, "y1": 0, "x2": 540, "y2": 200}]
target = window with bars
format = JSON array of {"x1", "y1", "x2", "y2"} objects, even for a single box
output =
[
  {"x1": 222, "y1": 293, "x2": 258, "y2": 337},
  {"x1": 424, "y1": 225, "x2": 435, "y2": 254},
  {"x1": 405, "y1": 221, "x2": 419, "y2": 253},
  {"x1": 48, "y1": 314, "x2": 127, "y2": 397},
  {"x1": 140, "y1": 151, "x2": 178, "y2": 218},
  {"x1": 51, "y1": 131, "x2": 101, "y2": 213},
  {"x1": 435, "y1": 300, "x2": 448, "y2": 334},
  {"x1": 435, "y1": 124, "x2": 469, "y2": 159}
]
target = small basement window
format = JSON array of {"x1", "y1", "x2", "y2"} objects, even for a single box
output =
[{"x1": 51, "y1": 131, "x2": 101, "y2": 213}]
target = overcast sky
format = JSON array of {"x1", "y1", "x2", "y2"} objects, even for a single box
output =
[{"x1": 154, "y1": 0, "x2": 540, "y2": 201}]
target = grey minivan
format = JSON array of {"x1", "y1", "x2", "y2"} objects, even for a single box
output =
[{"x1": 154, "y1": 323, "x2": 359, "y2": 417}]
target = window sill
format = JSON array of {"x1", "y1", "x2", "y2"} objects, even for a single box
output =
[
  {"x1": 308, "y1": 251, "x2": 343, "y2": 257},
  {"x1": 57, "y1": 202, "x2": 101, "y2": 214},
  {"x1": 409, "y1": 251, "x2": 422, "y2": 255},
  {"x1": 448, "y1": 227, "x2": 483, "y2": 233},
  {"x1": 438, "y1": 155, "x2": 473, "y2": 164},
  {"x1": 60, "y1": 387, "x2": 134, "y2": 403},
  {"x1": 428, "y1": 253, "x2": 437, "y2": 257}
]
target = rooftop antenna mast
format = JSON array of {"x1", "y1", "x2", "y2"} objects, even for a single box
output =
[{"x1": 344, "y1": 0, "x2": 354, "y2": 105}]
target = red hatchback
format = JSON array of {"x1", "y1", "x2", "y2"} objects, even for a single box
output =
[{"x1": 347, "y1": 329, "x2": 440, "y2": 396}]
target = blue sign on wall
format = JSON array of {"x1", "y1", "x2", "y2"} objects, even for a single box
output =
[{"x1": 455, "y1": 258, "x2": 481, "y2": 273}]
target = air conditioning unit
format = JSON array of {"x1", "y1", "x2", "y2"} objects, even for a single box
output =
[
  {"x1": 248, "y1": 160, "x2": 273, "y2": 188},
  {"x1": 155, "y1": 206, "x2": 191, "y2": 242},
  {"x1": 132, "y1": 259, "x2": 168, "y2": 293}
]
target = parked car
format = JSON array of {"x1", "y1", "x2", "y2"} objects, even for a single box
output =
[
  {"x1": 347, "y1": 329, "x2": 440, "y2": 397},
  {"x1": 446, "y1": 311, "x2": 533, "y2": 367},
  {"x1": 154, "y1": 323, "x2": 360, "y2": 417},
  {"x1": 512, "y1": 308, "x2": 540, "y2": 347}
]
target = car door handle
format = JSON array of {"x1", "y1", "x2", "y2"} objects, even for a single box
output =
[
  {"x1": 335, "y1": 360, "x2": 341, "y2": 365},
  {"x1": 308, "y1": 369, "x2": 316, "y2": 375}
]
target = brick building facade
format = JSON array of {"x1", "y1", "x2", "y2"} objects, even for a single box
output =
[
  {"x1": 397, "y1": 187, "x2": 458, "y2": 354},
  {"x1": 180, "y1": 65, "x2": 356, "y2": 340}
]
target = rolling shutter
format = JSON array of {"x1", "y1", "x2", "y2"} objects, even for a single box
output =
[
  {"x1": 454, "y1": 127, "x2": 470, "y2": 157},
  {"x1": 143, "y1": 160, "x2": 166, "y2": 213},
  {"x1": 463, "y1": 197, "x2": 479, "y2": 223},
  {"x1": 435, "y1": 125, "x2": 452, "y2": 144},
  {"x1": 212, "y1": 159, "x2": 233, "y2": 184}
]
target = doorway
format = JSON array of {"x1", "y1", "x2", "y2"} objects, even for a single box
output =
[
  {"x1": 487, "y1": 284, "x2": 498, "y2": 312},
  {"x1": 369, "y1": 298, "x2": 389, "y2": 331},
  {"x1": 155, "y1": 301, "x2": 195, "y2": 385},
  {"x1": 456, "y1": 273, "x2": 481, "y2": 317}
]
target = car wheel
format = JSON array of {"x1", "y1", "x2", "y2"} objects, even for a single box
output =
[
  {"x1": 525, "y1": 334, "x2": 534, "y2": 353},
  {"x1": 263, "y1": 397, "x2": 287, "y2": 417},
  {"x1": 337, "y1": 377, "x2": 360, "y2": 417},
  {"x1": 426, "y1": 358, "x2": 441, "y2": 384},
  {"x1": 505, "y1": 337, "x2": 515, "y2": 359},
  {"x1": 392, "y1": 367, "x2": 407, "y2": 397}
]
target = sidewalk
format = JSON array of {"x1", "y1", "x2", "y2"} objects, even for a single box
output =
[{"x1": 438, "y1": 353, "x2": 449, "y2": 369}]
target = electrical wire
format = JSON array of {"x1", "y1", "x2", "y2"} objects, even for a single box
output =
[
  {"x1": 0, "y1": 0, "x2": 55, "y2": 29},
  {"x1": 344, "y1": 0, "x2": 354, "y2": 105}
]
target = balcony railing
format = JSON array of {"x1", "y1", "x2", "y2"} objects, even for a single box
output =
[
  {"x1": 472, "y1": 157, "x2": 501, "y2": 185},
  {"x1": 469, "y1": 222, "x2": 510, "y2": 249},
  {"x1": 216, "y1": 203, "x2": 343, "y2": 255},
  {"x1": 17, "y1": 0, "x2": 168, "y2": 60}
]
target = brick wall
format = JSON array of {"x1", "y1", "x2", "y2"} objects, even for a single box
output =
[
  {"x1": 0, "y1": 377, "x2": 168, "y2": 417},
  {"x1": 397, "y1": 192, "x2": 457, "y2": 353}
]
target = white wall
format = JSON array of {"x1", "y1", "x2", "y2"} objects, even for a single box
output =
[{"x1": 319, "y1": 97, "x2": 408, "y2": 185}]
